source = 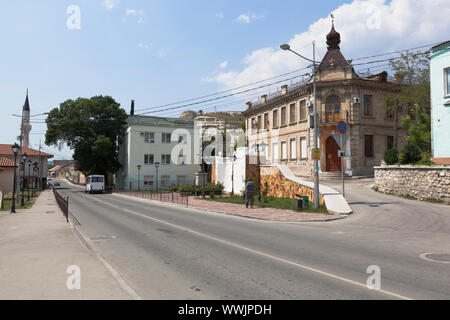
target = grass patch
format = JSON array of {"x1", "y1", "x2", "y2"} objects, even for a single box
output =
[
  {"x1": 1, "y1": 192, "x2": 41, "y2": 211},
  {"x1": 198, "y1": 195, "x2": 329, "y2": 214}
]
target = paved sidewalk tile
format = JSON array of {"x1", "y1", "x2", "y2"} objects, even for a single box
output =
[
  {"x1": 0, "y1": 190, "x2": 131, "y2": 300},
  {"x1": 189, "y1": 198, "x2": 336, "y2": 222}
]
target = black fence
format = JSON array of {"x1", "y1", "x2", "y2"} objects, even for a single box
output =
[
  {"x1": 53, "y1": 188, "x2": 69, "y2": 222},
  {"x1": 114, "y1": 190, "x2": 189, "y2": 206}
]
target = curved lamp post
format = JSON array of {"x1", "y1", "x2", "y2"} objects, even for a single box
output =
[
  {"x1": 137, "y1": 165, "x2": 142, "y2": 191},
  {"x1": 11, "y1": 143, "x2": 20, "y2": 213},
  {"x1": 21, "y1": 153, "x2": 27, "y2": 206},
  {"x1": 280, "y1": 42, "x2": 320, "y2": 208},
  {"x1": 27, "y1": 159, "x2": 32, "y2": 201},
  {"x1": 154, "y1": 162, "x2": 160, "y2": 192}
]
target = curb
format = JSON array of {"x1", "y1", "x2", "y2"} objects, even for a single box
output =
[{"x1": 112, "y1": 192, "x2": 350, "y2": 224}]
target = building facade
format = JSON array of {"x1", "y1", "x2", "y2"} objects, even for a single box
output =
[
  {"x1": 430, "y1": 40, "x2": 450, "y2": 164},
  {"x1": 244, "y1": 23, "x2": 408, "y2": 177},
  {"x1": 116, "y1": 115, "x2": 201, "y2": 190}
]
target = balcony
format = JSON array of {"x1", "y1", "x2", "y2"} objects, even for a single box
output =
[{"x1": 321, "y1": 111, "x2": 343, "y2": 124}]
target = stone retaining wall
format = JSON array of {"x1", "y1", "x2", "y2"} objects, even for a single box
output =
[
  {"x1": 374, "y1": 166, "x2": 450, "y2": 202},
  {"x1": 260, "y1": 166, "x2": 325, "y2": 206}
]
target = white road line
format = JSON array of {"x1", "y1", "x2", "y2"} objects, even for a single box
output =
[{"x1": 86, "y1": 195, "x2": 413, "y2": 300}]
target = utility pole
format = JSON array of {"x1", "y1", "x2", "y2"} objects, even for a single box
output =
[
  {"x1": 312, "y1": 41, "x2": 320, "y2": 209},
  {"x1": 16, "y1": 117, "x2": 24, "y2": 203},
  {"x1": 37, "y1": 140, "x2": 42, "y2": 191}
]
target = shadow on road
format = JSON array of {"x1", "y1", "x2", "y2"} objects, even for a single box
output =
[{"x1": 348, "y1": 201, "x2": 399, "y2": 208}]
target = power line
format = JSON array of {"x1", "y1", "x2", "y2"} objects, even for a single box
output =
[
  {"x1": 351, "y1": 42, "x2": 439, "y2": 61},
  {"x1": 134, "y1": 67, "x2": 310, "y2": 113},
  {"x1": 135, "y1": 74, "x2": 309, "y2": 116}
]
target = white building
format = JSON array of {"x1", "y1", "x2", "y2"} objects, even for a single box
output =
[{"x1": 116, "y1": 114, "x2": 201, "y2": 190}]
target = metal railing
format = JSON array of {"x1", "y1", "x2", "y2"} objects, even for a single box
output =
[
  {"x1": 53, "y1": 188, "x2": 69, "y2": 222},
  {"x1": 321, "y1": 111, "x2": 343, "y2": 123},
  {"x1": 114, "y1": 190, "x2": 189, "y2": 206}
]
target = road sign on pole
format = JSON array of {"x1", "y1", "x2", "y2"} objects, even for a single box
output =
[{"x1": 337, "y1": 120, "x2": 347, "y2": 135}]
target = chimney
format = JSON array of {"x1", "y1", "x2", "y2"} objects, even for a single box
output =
[
  {"x1": 281, "y1": 85, "x2": 288, "y2": 95},
  {"x1": 130, "y1": 100, "x2": 135, "y2": 115},
  {"x1": 246, "y1": 101, "x2": 252, "y2": 110},
  {"x1": 261, "y1": 95, "x2": 267, "y2": 104}
]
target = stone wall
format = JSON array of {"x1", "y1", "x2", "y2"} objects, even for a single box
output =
[
  {"x1": 374, "y1": 166, "x2": 450, "y2": 202},
  {"x1": 260, "y1": 166, "x2": 325, "y2": 206}
]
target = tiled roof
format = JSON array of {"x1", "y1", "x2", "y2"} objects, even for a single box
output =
[
  {"x1": 0, "y1": 144, "x2": 53, "y2": 158},
  {"x1": 318, "y1": 48, "x2": 350, "y2": 70},
  {"x1": 0, "y1": 157, "x2": 17, "y2": 167}
]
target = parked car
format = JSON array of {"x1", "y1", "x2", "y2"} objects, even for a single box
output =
[{"x1": 53, "y1": 182, "x2": 61, "y2": 188}]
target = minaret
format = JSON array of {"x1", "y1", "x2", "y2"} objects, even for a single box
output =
[{"x1": 22, "y1": 89, "x2": 32, "y2": 149}]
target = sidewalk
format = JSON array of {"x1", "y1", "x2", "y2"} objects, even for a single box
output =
[
  {"x1": 0, "y1": 190, "x2": 132, "y2": 300},
  {"x1": 188, "y1": 198, "x2": 344, "y2": 222}
]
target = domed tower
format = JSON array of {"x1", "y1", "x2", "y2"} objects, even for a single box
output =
[{"x1": 22, "y1": 89, "x2": 32, "y2": 149}]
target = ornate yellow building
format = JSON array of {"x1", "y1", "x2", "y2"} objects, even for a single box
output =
[{"x1": 245, "y1": 23, "x2": 407, "y2": 177}]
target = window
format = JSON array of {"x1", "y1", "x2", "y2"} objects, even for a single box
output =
[
  {"x1": 281, "y1": 107, "x2": 287, "y2": 126},
  {"x1": 290, "y1": 138, "x2": 296, "y2": 159},
  {"x1": 386, "y1": 101, "x2": 394, "y2": 119},
  {"x1": 364, "y1": 135, "x2": 374, "y2": 158},
  {"x1": 300, "y1": 137, "x2": 307, "y2": 159},
  {"x1": 177, "y1": 175, "x2": 187, "y2": 185},
  {"x1": 251, "y1": 117, "x2": 256, "y2": 129},
  {"x1": 446, "y1": 68, "x2": 450, "y2": 96},
  {"x1": 162, "y1": 133, "x2": 172, "y2": 143},
  {"x1": 144, "y1": 132, "x2": 155, "y2": 143},
  {"x1": 144, "y1": 175, "x2": 154, "y2": 186},
  {"x1": 363, "y1": 95, "x2": 373, "y2": 117},
  {"x1": 273, "y1": 110, "x2": 279, "y2": 128},
  {"x1": 300, "y1": 100, "x2": 307, "y2": 121},
  {"x1": 161, "y1": 154, "x2": 171, "y2": 165},
  {"x1": 178, "y1": 134, "x2": 187, "y2": 144},
  {"x1": 325, "y1": 96, "x2": 341, "y2": 122},
  {"x1": 161, "y1": 175, "x2": 171, "y2": 188},
  {"x1": 257, "y1": 115, "x2": 262, "y2": 130},
  {"x1": 289, "y1": 103, "x2": 296, "y2": 124},
  {"x1": 387, "y1": 136, "x2": 394, "y2": 151},
  {"x1": 144, "y1": 154, "x2": 154, "y2": 165},
  {"x1": 281, "y1": 141, "x2": 287, "y2": 159},
  {"x1": 264, "y1": 113, "x2": 269, "y2": 129},
  {"x1": 272, "y1": 142, "x2": 278, "y2": 160}
]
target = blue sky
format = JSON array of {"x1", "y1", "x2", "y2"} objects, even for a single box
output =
[{"x1": 1, "y1": 0, "x2": 449, "y2": 159}]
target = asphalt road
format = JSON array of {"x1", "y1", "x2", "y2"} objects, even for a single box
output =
[{"x1": 55, "y1": 178, "x2": 450, "y2": 300}]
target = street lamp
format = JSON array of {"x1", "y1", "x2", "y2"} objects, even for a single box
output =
[
  {"x1": 10, "y1": 143, "x2": 20, "y2": 213},
  {"x1": 154, "y1": 162, "x2": 160, "y2": 192},
  {"x1": 21, "y1": 153, "x2": 27, "y2": 206},
  {"x1": 231, "y1": 153, "x2": 237, "y2": 196},
  {"x1": 33, "y1": 162, "x2": 38, "y2": 197},
  {"x1": 137, "y1": 165, "x2": 142, "y2": 191},
  {"x1": 280, "y1": 42, "x2": 320, "y2": 208},
  {"x1": 27, "y1": 159, "x2": 32, "y2": 201}
]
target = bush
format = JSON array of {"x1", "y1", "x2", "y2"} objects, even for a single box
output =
[
  {"x1": 418, "y1": 152, "x2": 433, "y2": 165},
  {"x1": 384, "y1": 148, "x2": 399, "y2": 165},
  {"x1": 400, "y1": 144, "x2": 422, "y2": 164},
  {"x1": 169, "y1": 184, "x2": 179, "y2": 192}
]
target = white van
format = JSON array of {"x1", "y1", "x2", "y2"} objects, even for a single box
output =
[{"x1": 85, "y1": 175, "x2": 105, "y2": 194}]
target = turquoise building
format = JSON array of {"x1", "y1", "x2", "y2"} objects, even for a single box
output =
[{"x1": 430, "y1": 41, "x2": 450, "y2": 164}]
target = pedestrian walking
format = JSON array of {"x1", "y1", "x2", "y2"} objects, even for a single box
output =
[{"x1": 245, "y1": 181, "x2": 255, "y2": 209}]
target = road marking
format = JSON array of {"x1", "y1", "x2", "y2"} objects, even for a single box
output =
[{"x1": 87, "y1": 194, "x2": 413, "y2": 300}]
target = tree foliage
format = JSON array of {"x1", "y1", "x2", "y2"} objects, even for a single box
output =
[
  {"x1": 390, "y1": 50, "x2": 430, "y2": 113},
  {"x1": 45, "y1": 96, "x2": 128, "y2": 176},
  {"x1": 401, "y1": 104, "x2": 431, "y2": 153}
]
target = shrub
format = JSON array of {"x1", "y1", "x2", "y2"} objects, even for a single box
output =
[
  {"x1": 169, "y1": 184, "x2": 179, "y2": 192},
  {"x1": 383, "y1": 148, "x2": 399, "y2": 165},
  {"x1": 400, "y1": 144, "x2": 422, "y2": 164},
  {"x1": 418, "y1": 152, "x2": 433, "y2": 165}
]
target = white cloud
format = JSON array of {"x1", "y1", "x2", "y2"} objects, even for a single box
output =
[
  {"x1": 216, "y1": 13, "x2": 224, "y2": 19},
  {"x1": 103, "y1": 0, "x2": 119, "y2": 10},
  {"x1": 138, "y1": 43, "x2": 150, "y2": 49},
  {"x1": 219, "y1": 61, "x2": 228, "y2": 69},
  {"x1": 213, "y1": 0, "x2": 450, "y2": 92},
  {"x1": 126, "y1": 8, "x2": 144, "y2": 16},
  {"x1": 124, "y1": 8, "x2": 145, "y2": 23},
  {"x1": 236, "y1": 12, "x2": 264, "y2": 24}
]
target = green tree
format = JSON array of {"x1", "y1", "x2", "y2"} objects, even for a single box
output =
[
  {"x1": 390, "y1": 50, "x2": 430, "y2": 113},
  {"x1": 401, "y1": 104, "x2": 431, "y2": 153},
  {"x1": 45, "y1": 96, "x2": 128, "y2": 177}
]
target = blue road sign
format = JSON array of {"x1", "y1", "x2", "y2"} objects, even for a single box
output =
[{"x1": 337, "y1": 121, "x2": 347, "y2": 135}]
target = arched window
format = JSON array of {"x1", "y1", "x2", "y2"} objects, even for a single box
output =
[{"x1": 325, "y1": 95, "x2": 341, "y2": 122}]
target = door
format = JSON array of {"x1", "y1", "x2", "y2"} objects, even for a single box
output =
[{"x1": 326, "y1": 136, "x2": 341, "y2": 172}]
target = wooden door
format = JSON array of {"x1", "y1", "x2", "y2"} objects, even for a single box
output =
[{"x1": 326, "y1": 136, "x2": 341, "y2": 172}]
